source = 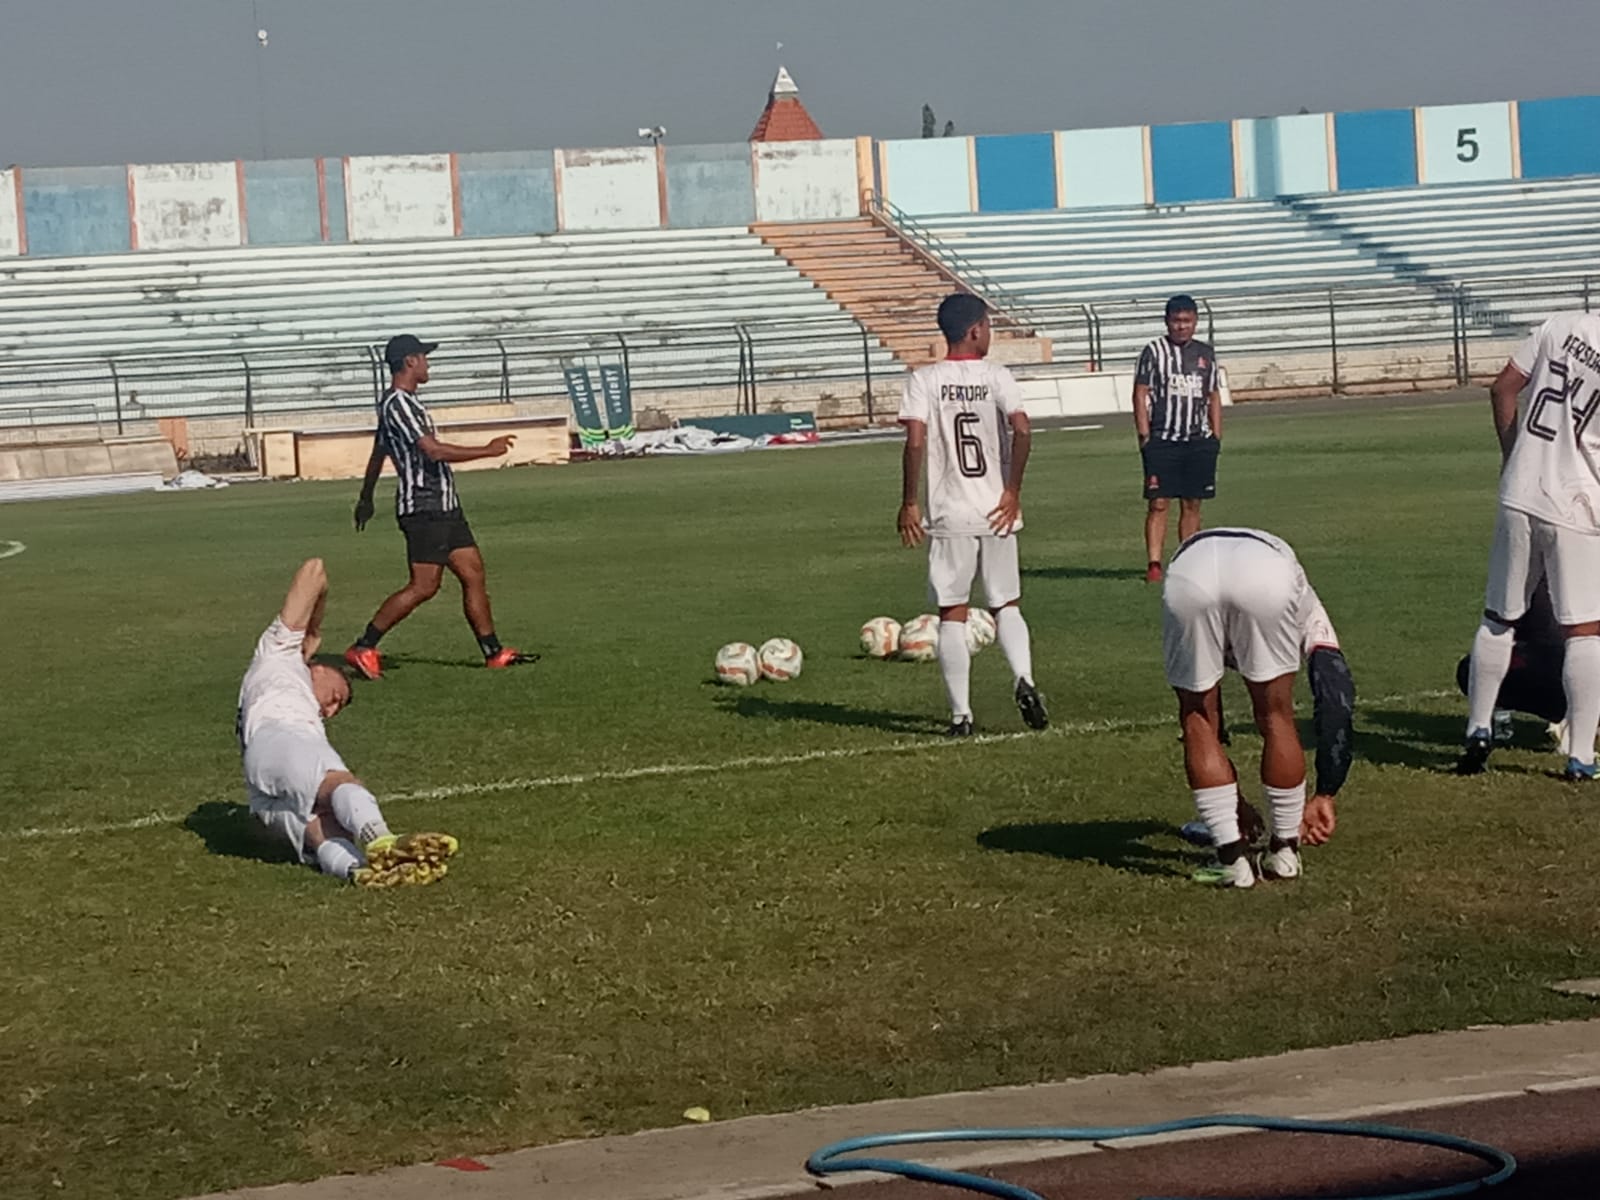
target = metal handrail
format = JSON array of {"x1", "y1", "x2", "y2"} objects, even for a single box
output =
[{"x1": 865, "y1": 190, "x2": 1048, "y2": 335}]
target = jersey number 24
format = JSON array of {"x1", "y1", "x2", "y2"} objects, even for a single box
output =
[{"x1": 1526, "y1": 361, "x2": 1600, "y2": 442}]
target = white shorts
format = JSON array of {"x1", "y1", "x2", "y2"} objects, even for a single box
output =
[
  {"x1": 242, "y1": 722, "x2": 347, "y2": 863},
  {"x1": 927, "y1": 534, "x2": 1022, "y2": 608},
  {"x1": 1485, "y1": 508, "x2": 1600, "y2": 625},
  {"x1": 1162, "y1": 536, "x2": 1308, "y2": 692}
]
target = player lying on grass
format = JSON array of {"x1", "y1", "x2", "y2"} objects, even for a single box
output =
[
  {"x1": 237, "y1": 557, "x2": 459, "y2": 887},
  {"x1": 1162, "y1": 528, "x2": 1354, "y2": 888},
  {"x1": 898, "y1": 292, "x2": 1048, "y2": 737}
]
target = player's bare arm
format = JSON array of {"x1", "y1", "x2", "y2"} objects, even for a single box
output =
[
  {"x1": 1490, "y1": 361, "x2": 1529, "y2": 465},
  {"x1": 1208, "y1": 388, "x2": 1223, "y2": 443},
  {"x1": 1132, "y1": 383, "x2": 1152, "y2": 448},
  {"x1": 279, "y1": 558, "x2": 329, "y2": 634},
  {"x1": 353, "y1": 435, "x2": 385, "y2": 531},
  {"x1": 416, "y1": 433, "x2": 516, "y2": 464},
  {"x1": 988, "y1": 410, "x2": 1031, "y2": 536},
  {"x1": 898, "y1": 419, "x2": 926, "y2": 547}
]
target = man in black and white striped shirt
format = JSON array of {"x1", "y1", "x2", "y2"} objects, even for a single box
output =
[
  {"x1": 344, "y1": 334, "x2": 529, "y2": 677},
  {"x1": 1133, "y1": 294, "x2": 1223, "y2": 584}
]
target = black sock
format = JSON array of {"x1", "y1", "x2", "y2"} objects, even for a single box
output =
[
  {"x1": 1217, "y1": 839, "x2": 1248, "y2": 866},
  {"x1": 1270, "y1": 836, "x2": 1300, "y2": 853},
  {"x1": 355, "y1": 623, "x2": 386, "y2": 649},
  {"x1": 477, "y1": 632, "x2": 502, "y2": 658}
]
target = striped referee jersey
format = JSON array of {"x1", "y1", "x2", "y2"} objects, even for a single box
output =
[
  {"x1": 1135, "y1": 336, "x2": 1219, "y2": 442},
  {"x1": 378, "y1": 387, "x2": 458, "y2": 516}
]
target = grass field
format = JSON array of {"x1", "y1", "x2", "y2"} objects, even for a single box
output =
[{"x1": 3, "y1": 394, "x2": 1599, "y2": 1200}]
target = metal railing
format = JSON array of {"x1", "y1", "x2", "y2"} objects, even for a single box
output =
[
  {"x1": 1014, "y1": 273, "x2": 1600, "y2": 388},
  {"x1": 864, "y1": 190, "x2": 1048, "y2": 335},
  {"x1": 0, "y1": 270, "x2": 1595, "y2": 437},
  {"x1": 0, "y1": 314, "x2": 900, "y2": 433}
]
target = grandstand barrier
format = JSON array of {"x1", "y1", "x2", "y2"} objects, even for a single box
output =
[
  {"x1": 0, "y1": 436, "x2": 177, "y2": 484},
  {"x1": 255, "y1": 411, "x2": 569, "y2": 481}
]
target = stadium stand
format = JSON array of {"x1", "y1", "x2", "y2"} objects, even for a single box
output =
[{"x1": 0, "y1": 227, "x2": 898, "y2": 425}]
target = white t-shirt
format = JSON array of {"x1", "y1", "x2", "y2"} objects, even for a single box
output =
[
  {"x1": 1500, "y1": 312, "x2": 1600, "y2": 534},
  {"x1": 899, "y1": 357, "x2": 1025, "y2": 537},
  {"x1": 237, "y1": 618, "x2": 322, "y2": 748}
]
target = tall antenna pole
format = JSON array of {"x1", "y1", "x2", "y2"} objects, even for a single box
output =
[{"x1": 252, "y1": 1, "x2": 269, "y2": 160}]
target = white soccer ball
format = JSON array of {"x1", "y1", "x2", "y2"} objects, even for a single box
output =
[
  {"x1": 714, "y1": 642, "x2": 761, "y2": 686},
  {"x1": 758, "y1": 637, "x2": 804, "y2": 682},
  {"x1": 966, "y1": 608, "x2": 997, "y2": 653},
  {"x1": 860, "y1": 616, "x2": 901, "y2": 659},
  {"x1": 899, "y1": 614, "x2": 940, "y2": 662}
]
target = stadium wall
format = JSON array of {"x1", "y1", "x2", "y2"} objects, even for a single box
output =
[
  {"x1": 665, "y1": 143, "x2": 756, "y2": 227},
  {"x1": 1235, "y1": 114, "x2": 1330, "y2": 198},
  {"x1": 3, "y1": 94, "x2": 1599, "y2": 258},
  {"x1": 1058, "y1": 126, "x2": 1146, "y2": 208},
  {"x1": 456, "y1": 151, "x2": 558, "y2": 237},
  {"x1": 242, "y1": 160, "x2": 324, "y2": 245},
  {"x1": 974, "y1": 133, "x2": 1056, "y2": 212}
]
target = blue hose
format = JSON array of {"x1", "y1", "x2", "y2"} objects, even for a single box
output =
[{"x1": 806, "y1": 1113, "x2": 1516, "y2": 1200}]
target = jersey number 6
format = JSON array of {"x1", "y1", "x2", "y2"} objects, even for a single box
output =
[{"x1": 954, "y1": 411, "x2": 988, "y2": 478}]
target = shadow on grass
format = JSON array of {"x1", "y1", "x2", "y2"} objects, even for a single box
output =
[
  {"x1": 715, "y1": 692, "x2": 935, "y2": 736},
  {"x1": 1357, "y1": 708, "x2": 1554, "y2": 775},
  {"x1": 977, "y1": 820, "x2": 1194, "y2": 879},
  {"x1": 183, "y1": 801, "x2": 296, "y2": 865},
  {"x1": 1023, "y1": 565, "x2": 1148, "y2": 582}
]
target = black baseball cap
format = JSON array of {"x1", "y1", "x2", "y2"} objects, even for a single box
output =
[
  {"x1": 383, "y1": 333, "x2": 438, "y2": 369},
  {"x1": 1164, "y1": 294, "x2": 1198, "y2": 316}
]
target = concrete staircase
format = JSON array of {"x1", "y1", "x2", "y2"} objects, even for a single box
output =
[{"x1": 751, "y1": 217, "x2": 1050, "y2": 367}]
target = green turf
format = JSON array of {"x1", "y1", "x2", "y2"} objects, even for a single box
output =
[{"x1": 2, "y1": 396, "x2": 1597, "y2": 1200}]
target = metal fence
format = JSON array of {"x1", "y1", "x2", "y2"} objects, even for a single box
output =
[
  {"x1": 0, "y1": 271, "x2": 1595, "y2": 437},
  {"x1": 1021, "y1": 273, "x2": 1600, "y2": 387},
  {"x1": 0, "y1": 316, "x2": 898, "y2": 433}
]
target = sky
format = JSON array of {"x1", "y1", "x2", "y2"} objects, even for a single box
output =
[{"x1": 3, "y1": 0, "x2": 1599, "y2": 167}]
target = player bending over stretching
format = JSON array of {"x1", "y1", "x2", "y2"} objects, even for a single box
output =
[
  {"x1": 238, "y1": 558, "x2": 458, "y2": 886},
  {"x1": 899, "y1": 293, "x2": 1048, "y2": 737},
  {"x1": 1162, "y1": 528, "x2": 1354, "y2": 889}
]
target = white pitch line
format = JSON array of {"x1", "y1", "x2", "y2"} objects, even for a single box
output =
[
  {"x1": 10, "y1": 688, "x2": 1458, "y2": 843},
  {"x1": 0, "y1": 540, "x2": 25, "y2": 560}
]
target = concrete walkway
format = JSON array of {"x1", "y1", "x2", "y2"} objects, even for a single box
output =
[{"x1": 195, "y1": 1018, "x2": 1600, "y2": 1200}]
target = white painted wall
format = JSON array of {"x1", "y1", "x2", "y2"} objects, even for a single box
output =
[
  {"x1": 558, "y1": 146, "x2": 659, "y2": 230},
  {"x1": 344, "y1": 155, "x2": 454, "y2": 241},
  {"x1": 131, "y1": 162, "x2": 242, "y2": 250},
  {"x1": 0, "y1": 169, "x2": 20, "y2": 256},
  {"x1": 753, "y1": 140, "x2": 859, "y2": 222}
]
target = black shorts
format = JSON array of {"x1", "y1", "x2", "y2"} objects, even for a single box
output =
[
  {"x1": 397, "y1": 509, "x2": 477, "y2": 565},
  {"x1": 1142, "y1": 437, "x2": 1219, "y2": 500}
]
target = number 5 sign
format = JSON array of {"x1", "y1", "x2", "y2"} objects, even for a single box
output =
[{"x1": 1419, "y1": 102, "x2": 1515, "y2": 183}]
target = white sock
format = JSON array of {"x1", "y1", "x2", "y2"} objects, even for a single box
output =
[
  {"x1": 314, "y1": 837, "x2": 364, "y2": 880},
  {"x1": 994, "y1": 606, "x2": 1034, "y2": 686},
  {"x1": 1264, "y1": 782, "x2": 1306, "y2": 843},
  {"x1": 1466, "y1": 619, "x2": 1516, "y2": 735},
  {"x1": 331, "y1": 782, "x2": 390, "y2": 847},
  {"x1": 937, "y1": 620, "x2": 972, "y2": 719},
  {"x1": 1194, "y1": 783, "x2": 1241, "y2": 846},
  {"x1": 1562, "y1": 636, "x2": 1600, "y2": 767}
]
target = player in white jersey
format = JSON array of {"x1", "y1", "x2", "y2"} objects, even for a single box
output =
[
  {"x1": 898, "y1": 293, "x2": 1048, "y2": 736},
  {"x1": 1459, "y1": 312, "x2": 1600, "y2": 779},
  {"x1": 239, "y1": 558, "x2": 459, "y2": 886},
  {"x1": 1162, "y1": 528, "x2": 1355, "y2": 888}
]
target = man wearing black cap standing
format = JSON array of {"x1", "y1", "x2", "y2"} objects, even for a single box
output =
[
  {"x1": 344, "y1": 334, "x2": 527, "y2": 677},
  {"x1": 1133, "y1": 295, "x2": 1223, "y2": 584}
]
